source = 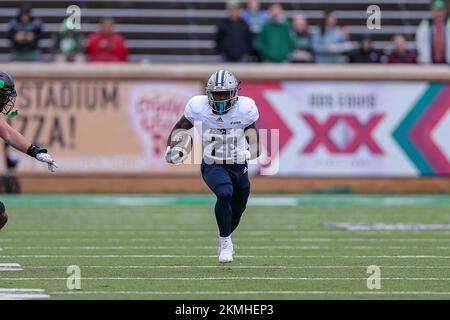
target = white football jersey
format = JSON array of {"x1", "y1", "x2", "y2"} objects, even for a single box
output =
[{"x1": 184, "y1": 95, "x2": 259, "y2": 163}]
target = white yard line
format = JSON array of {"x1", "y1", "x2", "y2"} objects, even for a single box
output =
[
  {"x1": 275, "y1": 238, "x2": 450, "y2": 242},
  {"x1": 1, "y1": 245, "x2": 450, "y2": 250},
  {"x1": 8, "y1": 227, "x2": 243, "y2": 229},
  {"x1": 3, "y1": 237, "x2": 450, "y2": 243},
  {"x1": 22, "y1": 265, "x2": 450, "y2": 270},
  {"x1": 0, "y1": 288, "x2": 49, "y2": 300},
  {"x1": 6, "y1": 229, "x2": 450, "y2": 236},
  {"x1": 0, "y1": 269, "x2": 23, "y2": 271},
  {"x1": 7, "y1": 230, "x2": 450, "y2": 237},
  {"x1": 0, "y1": 230, "x2": 280, "y2": 235},
  {"x1": 0, "y1": 229, "x2": 410, "y2": 233},
  {"x1": 0, "y1": 288, "x2": 45, "y2": 292},
  {"x1": 47, "y1": 290, "x2": 450, "y2": 296},
  {"x1": 3, "y1": 277, "x2": 450, "y2": 281},
  {"x1": 0, "y1": 293, "x2": 50, "y2": 300},
  {"x1": 0, "y1": 263, "x2": 23, "y2": 271},
  {"x1": 1, "y1": 254, "x2": 450, "y2": 259},
  {"x1": 0, "y1": 237, "x2": 450, "y2": 244},
  {"x1": 9, "y1": 228, "x2": 450, "y2": 234}
]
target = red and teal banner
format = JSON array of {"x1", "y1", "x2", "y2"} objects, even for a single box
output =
[
  {"x1": 241, "y1": 81, "x2": 450, "y2": 177},
  {"x1": 393, "y1": 83, "x2": 450, "y2": 176}
]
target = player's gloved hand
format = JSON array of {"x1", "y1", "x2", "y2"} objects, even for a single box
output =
[
  {"x1": 27, "y1": 144, "x2": 58, "y2": 172},
  {"x1": 165, "y1": 146, "x2": 188, "y2": 165},
  {"x1": 230, "y1": 144, "x2": 251, "y2": 164}
]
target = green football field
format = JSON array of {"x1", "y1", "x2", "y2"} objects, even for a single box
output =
[{"x1": 1, "y1": 193, "x2": 450, "y2": 300}]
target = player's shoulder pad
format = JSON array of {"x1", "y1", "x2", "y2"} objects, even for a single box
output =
[
  {"x1": 238, "y1": 96, "x2": 259, "y2": 125},
  {"x1": 184, "y1": 95, "x2": 208, "y2": 121},
  {"x1": 187, "y1": 95, "x2": 208, "y2": 113}
]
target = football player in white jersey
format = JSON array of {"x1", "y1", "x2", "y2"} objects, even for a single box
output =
[{"x1": 165, "y1": 70, "x2": 260, "y2": 263}]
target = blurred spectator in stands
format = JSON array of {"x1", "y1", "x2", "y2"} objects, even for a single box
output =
[
  {"x1": 416, "y1": 0, "x2": 450, "y2": 64},
  {"x1": 86, "y1": 18, "x2": 129, "y2": 62},
  {"x1": 257, "y1": 3, "x2": 295, "y2": 62},
  {"x1": 289, "y1": 15, "x2": 314, "y2": 63},
  {"x1": 312, "y1": 10, "x2": 352, "y2": 63},
  {"x1": 53, "y1": 18, "x2": 83, "y2": 63},
  {"x1": 388, "y1": 34, "x2": 417, "y2": 63},
  {"x1": 7, "y1": 4, "x2": 43, "y2": 61},
  {"x1": 215, "y1": 1, "x2": 252, "y2": 62},
  {"x1": 348, "y1": 34, "x2": 382, "y2": 63},
  {"x1": 241, "y1": 0, "x2": 269, "y2": 62}
]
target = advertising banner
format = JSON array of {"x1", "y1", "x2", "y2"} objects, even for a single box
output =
[
  {"x1": 240, "y1": 81, "x2": 450, "y2": 177},
  {"x1": 5, "y1": 79, "x2": 450, "y2": 177},
  {"x1": 9, "y1": 79, "x2": 202, "y2": 174}
]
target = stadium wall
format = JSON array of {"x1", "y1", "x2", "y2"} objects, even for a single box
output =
[{"x1": 1, "y1": 63, "x2": 450, "y2": 193}]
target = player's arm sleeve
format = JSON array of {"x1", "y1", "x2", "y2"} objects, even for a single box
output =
[
  {"x1": 0, "y1": 116, "x2": 33, "y2": 154},
  {"x1": 166, "y1": 99, "x2": 195, "y2": 147}
]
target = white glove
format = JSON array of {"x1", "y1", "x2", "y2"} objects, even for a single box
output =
[
  {"x1": 230, "y1": 144, "x2": 251, "y2": 164},
  {"x1": 165, "y1": 146, "x2": 188, "y2": 165},
  {"x1": 36, "y1": 152, "x2": 58, "y2": 172}
]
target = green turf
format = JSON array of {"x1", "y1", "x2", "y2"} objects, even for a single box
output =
[{"x1": 1, "y1": 194, "x2": 450, "y2": 300}]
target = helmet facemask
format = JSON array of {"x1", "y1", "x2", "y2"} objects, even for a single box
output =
[
  {"x1": 207, "y1": 88, "x2": 238, "y2": 114},
  {"x1": 0, "y1": 88, "x2": 17, "y2": 116}
]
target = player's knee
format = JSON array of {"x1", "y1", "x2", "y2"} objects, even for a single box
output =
[
  {"x1": 215, "y1": 185, "x2": 233, "y2": 203},
  {"x1": 232, "y1": 188, "x2": 249, "y2": 213},
  {"x1": 233, "y1": 204, "x2": 246, "y2": 216},
  {"x1": 232, "y1": 216, "x2": 241, "y2": 225}
]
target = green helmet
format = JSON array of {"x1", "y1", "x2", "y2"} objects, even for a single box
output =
[{"x1": 0, "y1": 72, "x2": 17, "y2": 116}]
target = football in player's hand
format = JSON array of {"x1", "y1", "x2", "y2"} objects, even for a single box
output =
[{"x1": 169, "y1": 130, "x2": 192, "y2": 160}]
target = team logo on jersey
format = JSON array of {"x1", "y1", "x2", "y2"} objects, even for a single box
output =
[{"x1": 216, "y1": 117, "x2": 224, "y2": 122}]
